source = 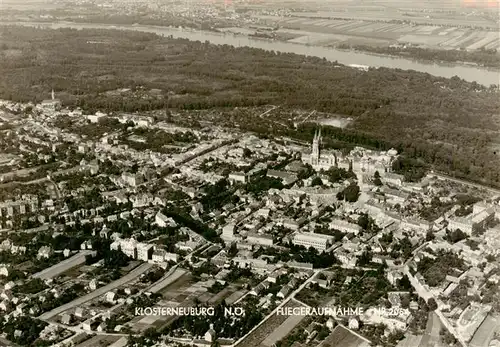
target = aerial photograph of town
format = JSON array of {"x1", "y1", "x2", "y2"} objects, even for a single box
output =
[{"x1": 0, "y1": 0, "x2": 498, "y2": 346}]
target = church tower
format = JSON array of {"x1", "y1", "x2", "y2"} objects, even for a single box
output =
[{"x1": 311, "y1": 129, "x2": 321, "y2": 165}]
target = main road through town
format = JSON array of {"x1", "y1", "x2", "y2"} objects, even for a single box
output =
[{"x1": 38, "y1": 262, "x2": 153, "y2": 320}]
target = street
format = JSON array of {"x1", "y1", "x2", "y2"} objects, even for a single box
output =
[{"x1": 39, "y1": 262, "x2": 153, "y2": 320}]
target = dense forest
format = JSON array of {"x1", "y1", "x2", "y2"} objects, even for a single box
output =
[{"x1": 0, "y1": 26, "x2": 499, "y2": 186}]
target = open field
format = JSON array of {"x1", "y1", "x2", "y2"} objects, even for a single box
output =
[
  {"x1": 319, "y1": 325, "x2": 370, "y2": 347},
  {"x1": 236, "y1": 300, "x2": 306, "y2": 347},
  {"x1": 396, "y1": 334, "x2": 424, "y2": 347},
  {"x1": 2, "y1": 0, "x2": 63, "y2": 11},
  {"x1": 158, "y1": 271, "x2": 195, "y2": 299},
  {"x1": 242, "y1": 0, "x2": 499, "y2": 54},
  {"x1": 257, "y1": 17, "x2": 500, "y2": 51},
  {"x1": 261, "y1": 312, "x2": 307, "y2": 346},
  {"x1": 285, "y1": 10, "x2": 498, "y2": 29},
  {"x1": 245, "y1": 0, "x2": 499, "y2": 26},
  {"x1": 469, "y1": 314, "x2": 500, "y2": 347},
  {"x1": 74, "y1": 335, "x2": 122, "y2": 347},
  {"x1": 148, "y1": 268, "x2": 188, "y2": 294}
]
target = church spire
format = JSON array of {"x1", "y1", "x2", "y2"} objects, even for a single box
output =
[{"x1": 311, "y1": 128, "x2": 320, "y2": 165}]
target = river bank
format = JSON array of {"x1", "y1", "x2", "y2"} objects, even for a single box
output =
[
  {"x1": 2, "y1": 20, "x2": 500, "y2": 86},
  {"x1": 215, "y1": 26, "x2": 500, "y2": 71},
  {"x1": 333, "y1": 45, "x2": 500, "y2": 71}
]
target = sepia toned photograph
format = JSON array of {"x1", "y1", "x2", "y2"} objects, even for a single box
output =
[{"x1": 0, "y1": 0, "x2": 499, "y2": 346}]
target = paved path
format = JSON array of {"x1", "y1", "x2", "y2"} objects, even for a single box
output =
[
  {"x1": 419, "y1": 312, "x2": 443, "y2": 347},
  {"x1": 298, "y1": 110, "x2": 316, "y2": 124},
  {"x1": 147, "y1": 267, "x2": 186, "y2": 293},
  {"x1": 402, "y1": 246, "x2": 467, "y2": 347},
  {"x1": 232, "y1": 270, "x2": 319, "y2": 347},
  {"x1": 258, "y1": 105, "x2": 278, "y2": 120},
  {"x1": 39, "y1": 262, "x2": 153, "y2": 320},
  {"x1": 33, "y1": 250, "x2": 94, "y2": 280}
]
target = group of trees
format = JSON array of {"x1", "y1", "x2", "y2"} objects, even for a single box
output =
[
  {"x1": 246, "y1": 175, "x2": 284, "y2": 196},
  {"x1": 85, "y1": 238, "x2": 131, "y2": 271},
  {"x1": 0, "y1": 316, "x2": 49, "y2": 346},
  {"x1": 357, "y1": 213, "x2": 380, "y2": 233},
  {"x1": 199, "y1": 158, "x2": 242, "y2": 175},
  {"x1": 336, "y1": 182, "x2": 360, "y2": 202},
  {"x1": 357, "y1": 249, "x2": 374, "y2": 267},
  {"x1": 454, "y1": 194, "x2": 480, "y2": 217},
  {"x1": 200, "y1": 179, "x2": 239, "y2": 211},
  {"x1": 391, "y1": 157, "x2": 427, "y2": 182},
  {"x1": 440, "y1": 327, "x2": 458, "y2": 346},
  {"x1": 315, "y1": 224, "x2": 346, "y2": 241},
  {"x1": 12, "y1": 278, "x2": 47, "y2": 295},
  {"x1": 416, "y1": 250, "x2": 466, "y2": 287},
  {"x1": 324, "y1": 166, "x2": 356, "y2": 184},
  {"x1": 254, "y1": 243, "x2": 338, "y2": 268},
  {"x1": 63, "y1": 187, "x2": 104, "y2": 212},
  {"x1": 338, "y1": 269, "x2": 393, "y2": 307},
  {"x1": 408, "y1": 297, "x2": 431, "y2": 333},
  {"x1": 389, "y1": 237, "x2": 414, "y2": 260},
  {"x1": 36, "y1": 283, "x2": 86, "y2": 315},
  {"x1": 162, "y1": 206, "x2": 219, "y2": 242},
  {"x1": 123, "y1": 128, "x2": 198, "y2": 154},
  {"x1": 445, "y1": 228, "x2": 468, "y2": 244},
  {"x1": 373, "y1": 171, "x2": 383, "y2": 186}
]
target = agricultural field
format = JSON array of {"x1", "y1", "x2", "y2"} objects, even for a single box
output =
[
  {"x1": 236, "y1": 299, "x2": 307, "y2": 347},
  {"x1": 257, "y1": 17, "x2": 500, "y2": 51},
  {"x1": 240, "y1": 0, "x2": 499, "y2": 52},
  {"x1": 318, "y1": 326, "x2": 370, "y2": 347},
  {"x1": 469, "y1": 314, "x2": 500, "y2": 347},
  {"x1": 73, "y1": 335, "x2": 124, "y2": 347},
  {"x1": 261, "y1": 304, "x2": 308, "y2": 346}
]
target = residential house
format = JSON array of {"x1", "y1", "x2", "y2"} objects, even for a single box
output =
[
  {"x1": 37, "y1": 246, "x2": 53, "y2": 259},
  {"x1": 155, "y1": 212, "x2": 177, "y2": 228},
  {"x1": 204, "y1": 324, "x2": 216, "y2": 343}
]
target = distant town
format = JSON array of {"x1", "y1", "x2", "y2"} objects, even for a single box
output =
[{"x1": 0, "y1": 92, "x2": 498, "y2": 347}]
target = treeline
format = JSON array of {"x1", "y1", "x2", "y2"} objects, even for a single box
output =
[
  {"x1": 162, "y1": 207, "x2": 219, "y2": 242},
  {"x1": 338, "y1": 43, "x2": 500, "y2": 69}
]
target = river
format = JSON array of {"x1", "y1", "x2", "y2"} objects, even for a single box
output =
[{"x1": 8, "y1": 21, "x2": 500, "y2": 86}]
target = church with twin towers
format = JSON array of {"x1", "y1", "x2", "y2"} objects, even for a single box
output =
[
  {"x1": 301, "y1": 129, "x2": 339, "y2": 171},
  {"x1": 301, "y1": 128, "x2": 398, "y2": 175}
]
